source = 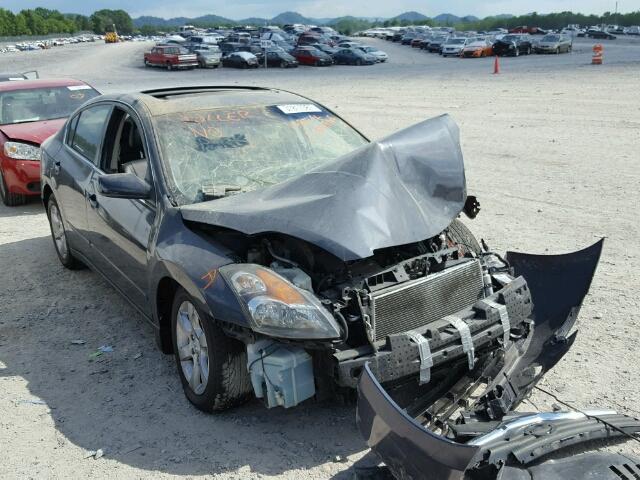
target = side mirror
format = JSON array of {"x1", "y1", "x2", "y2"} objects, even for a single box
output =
[{"x1": 98, "y1": 173, "x2": 151, "y2": 199}]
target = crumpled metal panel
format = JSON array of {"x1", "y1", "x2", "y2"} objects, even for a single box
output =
[{"x1": 180, "y1": 114, "x2": 466, "y2": 261}]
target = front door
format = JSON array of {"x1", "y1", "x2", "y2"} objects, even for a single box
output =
[{"x1": 85, "y1": 106, "x2": 156, "y2": 311}]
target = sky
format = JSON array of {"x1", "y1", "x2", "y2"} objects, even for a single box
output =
[{"x1": 0, "y1": 0, "x2": 629, "y2": 19}]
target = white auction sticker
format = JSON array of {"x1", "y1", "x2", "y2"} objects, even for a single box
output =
[
  {"x1": 276, "y1": 104, "x2": 322, "y2": 115},
  {"x1": 9, "y1": 77, "x2": 25, "y2": 81},
  {"x1": 67, "y1": 85, "x2": 92, "y2": 90}
]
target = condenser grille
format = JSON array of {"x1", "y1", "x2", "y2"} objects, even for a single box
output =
[{"x1": 371, "y1": 260, "x2": 484, "y2": 341}]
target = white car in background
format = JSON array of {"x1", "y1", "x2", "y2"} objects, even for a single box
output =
[
  {"x1": 358, "y1": 46, "x2": 388, "y2": 62},
  {"x1": 441, "y1": 37, "x2": 469, "y2": 57}
]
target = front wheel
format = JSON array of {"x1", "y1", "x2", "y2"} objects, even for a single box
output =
[
  {"x1": 171, "y1": 289, "x2": 252, "y2": 412},
  {"x1": 166, "y1": 62, "x2": 173, "y2": 71},
  {"x1": 0, "y1": 170, "x2": 26, "y2": 206},
  {"x1": 515, "y1": 47, "x2": 520, "y2": 57},
  {"x1": 47, "y1": 196, "x2": 84, "y2": 269}
]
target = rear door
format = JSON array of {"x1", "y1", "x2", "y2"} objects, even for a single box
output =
[
  {"x1": 55, "y1": 104, "x2": 112, "y2": 256},
  {"x1": 85, "y1": 105, "x2": 156, "y2": 311}
]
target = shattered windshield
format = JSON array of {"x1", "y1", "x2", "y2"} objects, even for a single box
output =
[
  {"x1": 0, "y1": 85, "x2": 99, "y2": 125},
  {"x1": 154, "y1": 103, "x2": 368, "y2": 204}
]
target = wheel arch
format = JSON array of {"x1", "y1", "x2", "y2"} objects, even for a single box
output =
[
  {"x1": 42, "y1": 183, "x2": 54, "y2": 208},
  {"x1": 155, "y1": 276, "x2": 181, "y2": 354}
]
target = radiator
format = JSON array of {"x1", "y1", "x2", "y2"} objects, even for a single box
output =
[{"x1": 370, "y1": 260, "x2": 484, "y2": 341}]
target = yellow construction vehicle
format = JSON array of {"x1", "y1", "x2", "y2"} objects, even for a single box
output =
[{"x1": 105, "y1": 24, "x2": 119, "y2": 43}]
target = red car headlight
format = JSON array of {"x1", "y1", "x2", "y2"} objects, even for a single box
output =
[{"x1": 4, "y1": 141, "x2": 41, "y2": 161}]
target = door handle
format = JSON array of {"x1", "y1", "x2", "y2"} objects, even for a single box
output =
[{"x1": 87, "y1": 192, "x2": 98, "y2": 208}]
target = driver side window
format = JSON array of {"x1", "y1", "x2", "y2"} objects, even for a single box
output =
[{"x1": 100, "y1": 108, "x2": 153, "y2": 188}]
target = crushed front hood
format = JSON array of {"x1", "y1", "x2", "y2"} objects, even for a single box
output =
[
  {"x1": 0, "y1": 118, "x2": 66, "y2": 145},
  {"x1": 180, "y1": 114, "x2": 466, "y2": 261}
]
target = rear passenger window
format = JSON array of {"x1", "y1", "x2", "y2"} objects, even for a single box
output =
[{"x1": 70, "y1": 105, "x2": 111, "y2": 164}]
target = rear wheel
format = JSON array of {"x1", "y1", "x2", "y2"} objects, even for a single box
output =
[
  {"x1": 171, "y1": 288, "x2": 252, "y2": 412},
  {"x1": 0, "y1": 170, "x2": 26, "y2": 206},
  {"x1": 46, "y1": 196, "x2": 83, "y2": 269},
  {"x1": 448, "y1": 219, "x2": 482, "y2": 255},
  {"x1": 166, "y1": 62, "x2": 173, "y2": 70},
  {"x1": 356, "y1": 59, "x2": 362, "y2": 66}
]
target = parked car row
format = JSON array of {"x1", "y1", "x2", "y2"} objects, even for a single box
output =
[
  {"x1": 143, "y1": 26, "x2": 389, "y2": 70},
  {"x1": 382, "y1": 26, "x2": 575, "y2": 58}
]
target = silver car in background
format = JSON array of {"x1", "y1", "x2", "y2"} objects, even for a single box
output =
[
  {"x1": 535, "y1": 34, "x2": 572, "y2": 54},
  {"x1": 441, "y1": 38, "x2": 469, "y2": 57}
]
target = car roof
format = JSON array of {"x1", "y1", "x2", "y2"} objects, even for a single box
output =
[
  {"x1": 103, "y1": 87, "x2": 313, "y2": 117},
  {"x1": 0, "y1": 77, "x2": 89, "y2": 92}
]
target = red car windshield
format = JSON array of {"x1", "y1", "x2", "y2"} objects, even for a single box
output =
[{"x1": 0, "y1": 85, "x2": 99, "y2": 125}]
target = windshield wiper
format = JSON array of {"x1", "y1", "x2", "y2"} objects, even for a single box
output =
[{"x1": 198, "y1": 184, "x2": 243, "y2": 201}]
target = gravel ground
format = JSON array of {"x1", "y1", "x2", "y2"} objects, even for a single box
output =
[{"x1": 1, "y1": 38, "x2": 639, "y2": 479}]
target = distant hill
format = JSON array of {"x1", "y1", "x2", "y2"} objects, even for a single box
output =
[
  {"x1": 434, "y1": 13, "x2": 461, "y2": 24},
  {"x1": 270, "y1": 11, "x2": 313, "y2": 25},
  {"x1": 392, "y1": 11, "x2": 429, "y2": 22},
  {"x1": 133, "y1": 14, "x2": 234, "y2": 27},
  {"x1": 133, "y1": 11, "x2": 515, "y2": 29}
]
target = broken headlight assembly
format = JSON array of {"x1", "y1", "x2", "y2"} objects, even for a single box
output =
[
  {"x1": 4, "y1": 141, "x2": 41, "y2": 161},
  {"x1": 220, "y1": 264, "x2": 341, "y2": 340}
]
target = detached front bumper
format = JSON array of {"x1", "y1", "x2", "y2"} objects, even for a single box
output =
[{"x1": 355, "y1": 240, "x2": 631, "y2": 479}]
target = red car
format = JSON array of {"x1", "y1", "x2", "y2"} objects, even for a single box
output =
[
  {"x1": 291, "y1": 46, "x2": 333, "y2": 66},
  {"x1": 144, "y1": 45, "x2": 199, "y2": 70},
  {"x1": 0, "y1": 78, "x2": 99, "y2": 206}
]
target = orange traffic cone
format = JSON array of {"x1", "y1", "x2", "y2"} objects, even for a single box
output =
[{"x1": 493, "y1": 56, "x2": 500, "y2": 74}]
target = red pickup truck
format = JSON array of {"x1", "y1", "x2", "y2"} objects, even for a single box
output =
[{"x1": 144, "y1": 45, "x2": 198, "y2": 70}]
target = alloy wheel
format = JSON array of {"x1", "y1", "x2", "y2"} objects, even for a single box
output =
[
  {"x1": 175, "y1": 301, "x2": 210, "y2": 395},
  {"x1": 49, "y1": 202, "x2": 69, "y2": 259}
]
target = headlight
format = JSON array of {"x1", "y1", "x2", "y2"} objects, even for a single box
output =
[
  {"x1": 220, "y1": 264, "x2": 341, "y2": 340},
  {"x1": 4, "y1": 141, "x2": 41, "y2": 160}
]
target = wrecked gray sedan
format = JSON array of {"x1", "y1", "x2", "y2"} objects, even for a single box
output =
[{"x1": 41, "y1": 86, "x2": 618, "y2": 443}]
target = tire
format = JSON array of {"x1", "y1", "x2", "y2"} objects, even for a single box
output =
[
  {"x1": 447, "y1": 219, "x2": 482, "y2": 256},
  {"x1": 46, "y1": 196, "x2": 83, "y2": 269},
  {"x1": 356, "y1": 59, "x2": 362, "y2": 66},
  {"x1": 144, "y1": 59, "x2": 150, "y2": 67},
  {"x1": 527, "y1": 47, "x2": 532, "y2": 55},
  {"x1": 171, "y1": 288, "x2": 252, "y2": 412},
  {"x1": 0, "y1": 169, "x2": 26, "y2": 206},
  {"x1": 515, "y1": 47, "x2": 520, "y2": 57},
  {"x1": 166, "y1": 62, "x2": 173, "y2": 71},
  {"x1": 555, "y1": 47, "x2": 560, "y2": 55}
]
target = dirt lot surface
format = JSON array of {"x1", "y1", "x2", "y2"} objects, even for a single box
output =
[{"x1": 1, "y1": 38, "x2": 639, "y2": 479}]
